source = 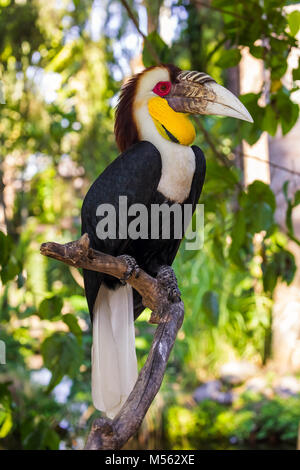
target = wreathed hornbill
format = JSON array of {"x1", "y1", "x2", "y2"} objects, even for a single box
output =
[{"x1": 81, "y1": 64, "x2": 252, "y2": 418}]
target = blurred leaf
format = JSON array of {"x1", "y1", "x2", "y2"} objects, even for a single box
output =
[
  {"x1": 0, "y1": 231, "x2": 12, "y2": 266},
  {"x1": 38, "y1": 296, "x2": 63, "y2": 321},
  {"x1": 263, "y1": 249, "x2": 296, "y2": 293},
  {"x1": 229, "y1": 210, "x2": 246, "y2": 260},
  {"x1": 261, "y1": 105, "x2": 278, "y2": 136},
  {"x1": 213, "y1": 235, "x2": 225, "y2": 265},
  {"x1": 287, "y1": 10, "x2": 300, "y2": 36},
  {"x1": 202, "y1": 291, "x2": 219, "y2": 326},
  {"x1": 249, "y1": 45, "x2": 264, "y2": 59},
  {"x1": 262, "y1": 263, "x2": 277, "y2": 293},
  {"x1": 244, "y1": 180, "x2": 276, "y2": 212},
  {"x1": 46, "y1": 43, "x2": 80, "y2": 73},
  {"x1": 247, "y1": 202, "x2": 274, "y2": 233},
  {"x1": 215, "y1": 48, "x2": 241, "y2": 68},
  {"x1": 68, "y1": 295, "x2": 88, "y2": 312},
  {"x1": 283, "y1": 183, "x2": 300, "y2": 237},
  {"x1": 0, "y1": 256, "x2": 21, "y2": 284},
  {"x1": 270, "y1": 54, "x2": 288, "y2": 80},
  {"x1": 285, "y1": 200, "x2": 293, "y2": 235},
  {"x1": 0, "y1": 383, "x2": 13, "y2": 439},
  {"x1": 293, "y1": 190, "x2": 300, "y2": 207},
  {"x1": 239, "y1": 94, "x2": 263, "y2": 145},
  {"x1": 62, "y1": 313, "x2": 82, "y2": 345},
  {"x1": 205, "y1": 159, "x2": 239, "y2": 193},
  {"x1": 292, "y1": 63, "x2": 300, "y2": 81},
  {"x1": 41, "y1": 332, "x2": 83, "y2": 392},
  {"x1": 22, "y1": 417, "x2": 60, "y2": 450},
  {"x1": 275, "y1": 90, "x2": 299, "y2": 135},
  {"x1": 142, "y1": 31, "x2": 170, "y2": 67},
  {"x1": 282, "y1": 180, "x2": 289, "y2": 200},
  {"x1": 18, "y1": 306, "x2": 38, "y2": 319},
  {"x1": 276, "y1": 249, "x2": 296, "y2": 285},
  {"x1": 270, "y1": 79, "x2": 282, "y2": 93}
]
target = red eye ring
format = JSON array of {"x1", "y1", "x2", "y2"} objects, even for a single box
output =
[{"x1": 153, "y1": 81, "x2": 171, "y2": 97}]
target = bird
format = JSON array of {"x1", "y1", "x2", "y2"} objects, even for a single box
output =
[{"x1": 81, "y1": 64, "x2": 253, "y2": 419}]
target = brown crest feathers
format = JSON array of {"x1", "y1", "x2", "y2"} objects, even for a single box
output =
[{"x1": 114, "y1": 71, "x2": 141, "y2": 153}]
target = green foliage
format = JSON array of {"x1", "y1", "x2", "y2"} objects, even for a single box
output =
[
  {"x1": 62, "y1": 314, "x2": 83, "y2": 345},
  {"x1": 292, "y1": 60, "x2": 300, "y2": 81},
  {"x1": 21, "y1": 417, "x2": 60, "y2": 450},
  {"x1": 262, "y1": 248, "x2": 296, "y2": 293},
  {"x1": 38, "y1": 296, "x2": 63, "y2": 321},
  {"x1": 239, "y1": 94, "x2": 264, "y2": 144},
  {"x1": 41, "y1": 332, "x2": 83, "y2": 392},
  {"x1": 0, "y1": 231, "x2": 22, "y2": 284},
  {"x1": 283, "y1": 181, "x2": 300, "y2": 245},
  {"x1": 201, "y1": 291, "x2": 220, "y2": 326},
  {"x1": 0, "y1": 231, "x2": 12, "y2": 266},
  {"x1": 142, "y1": 31, "x2": 171, "y2": 67},
  {"x1": 0, "y1": 255, "x2": 21, "y2": 285},
  {"x1": 165, "y1": 393, "x2": 300, "y2": 449},
  {"x1": 215, "y1": 48, "x2": 241, "y2": 69},
  {"x1": 274, "y1": 89, "x2": 299, "y2": 135},
  {"x1": 0, "y1": 383, "x2": 13, "y2": 439},
  {"x1": 287, "y1": 9, "x2": 300, "y2": 36}
]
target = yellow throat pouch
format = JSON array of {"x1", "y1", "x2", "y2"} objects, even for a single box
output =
[{"x1": 148, "y1": 96, "x2": 196, "y2": 146}]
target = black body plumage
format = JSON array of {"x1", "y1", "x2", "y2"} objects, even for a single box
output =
[{"x1": 81, "y1": 140, "x2": 206, "y2": 320}]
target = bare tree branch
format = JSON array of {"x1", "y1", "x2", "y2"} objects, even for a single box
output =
[
  {"x1": 193, "y1": 116, "x2": 231, "y2": 168},
  {"x1": 119, "y1": 0, "x2": 161, "y2": 65},
  {"x1": 193, "y1": 0, "x2": 249, "y2": 21},
  {"x1": 40, "y1": 234, "x2": 184, "y2": 449}
]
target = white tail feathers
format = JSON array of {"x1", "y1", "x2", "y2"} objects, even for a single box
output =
[{"x1": 92, "y1": 283, "x2": 138, "y2": 419}]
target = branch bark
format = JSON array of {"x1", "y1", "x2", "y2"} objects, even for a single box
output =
[{"x1": 40, "y1": 233, "x2": 184, "y2": 449}]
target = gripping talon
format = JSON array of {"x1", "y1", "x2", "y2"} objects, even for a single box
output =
[
  {"x1": 118, "y1": 255, "x2": 140, "y2": 284},
  {"x1": 157, "y1": 265, "x2": 181, "y2": 303}
]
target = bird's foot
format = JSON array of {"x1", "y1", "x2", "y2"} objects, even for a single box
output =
[
  {"x1": 157, "y1": 265, "x2": 181, "y2": 303},
  {"x1": 118, "y1": 255, "x2": 140, "y2": 285}
]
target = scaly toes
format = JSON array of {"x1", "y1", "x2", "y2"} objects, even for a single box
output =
[
  {"x1": 157, "y1": 265, "x2": 181, "y2": 303},
  {"x1": 117, "y1": 255, "x2": 140, "y2": 284}
]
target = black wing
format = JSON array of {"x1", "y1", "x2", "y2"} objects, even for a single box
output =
[
  {"x1": 190, "y1": 145, "x2": 206, "y2": 209},
  {"x1": 132, "y1": 145, "x2": 206, "y2": 319},
  {"x1": 81, "y1": 141, "x2": 162, "y2": 318}
]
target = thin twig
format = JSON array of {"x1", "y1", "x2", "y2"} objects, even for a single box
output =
[
  {"x1": 205, "y1": 37, "x2": 227, "y2": 63},
  {"x1": 193, "y1": 0, "x2": 249, "y2": 21},
  {"x1": 193, "y1": 117, "x2": 244, "y2": 192},
  {"x1": 242, "y1": 152, "x2": 300, "y2": 178},
  {"x1": 193, "y1": 116, "x2": 231, "y2": 168},
  {"x1": 194, "y1": 117, "x2": 300, "y2": 179},
  {"x1": 119, "y1": 0, "x2": 161, "y2": 65}
]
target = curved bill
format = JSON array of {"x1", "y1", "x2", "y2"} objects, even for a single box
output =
[{"x1": 166, "y1": 71, "x2": 253, "y2": 123}]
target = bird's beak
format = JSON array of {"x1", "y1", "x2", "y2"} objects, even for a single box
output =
[{"x1": 166, "y1": 71, "x2": 253, "y2": 123}]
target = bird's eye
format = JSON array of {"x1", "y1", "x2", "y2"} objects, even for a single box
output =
[{"x1": 153, "y1": 81, "x2": 171, "y2": 97}]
